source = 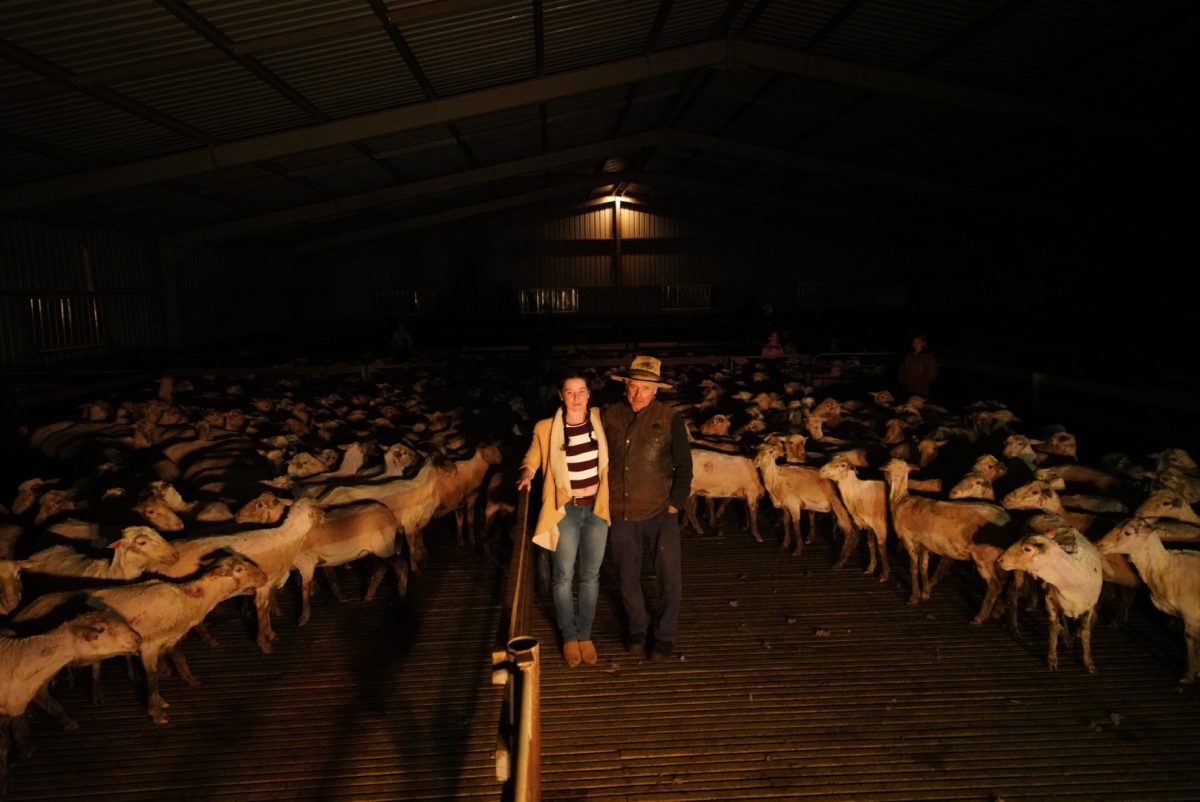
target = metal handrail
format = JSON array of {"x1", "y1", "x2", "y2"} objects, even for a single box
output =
[{"x1": 492, "y1": 487, "x2": 540, "y2": 802}]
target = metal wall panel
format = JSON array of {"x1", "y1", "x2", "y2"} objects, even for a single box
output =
[{"x1": 0, "y1": 217, "x2": 163, "y2": 364}]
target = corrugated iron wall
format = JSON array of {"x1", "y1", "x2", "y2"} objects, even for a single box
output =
[{"x1": 0, "y1": 218, "x2": 162, "y2": 365}]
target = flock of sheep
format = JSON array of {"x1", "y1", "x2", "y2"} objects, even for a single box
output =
[
  {"x1": 0, "y1": 361, "x2": 518, "y2": 793},
  {"x1": 0, "y1": 353, "x2": 1197, "y2": 794}
]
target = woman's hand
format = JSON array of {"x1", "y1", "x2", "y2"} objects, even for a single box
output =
[{"x1": 516, "y1": 468, "x2": 533, "y2": 492}]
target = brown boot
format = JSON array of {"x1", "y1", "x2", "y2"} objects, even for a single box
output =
[
  {"x1": 563, "y1": 640, "x2": 581, "y2": 667},
  {"x1": 579, "y1": 640, "x2": 597, "y2": 665}
]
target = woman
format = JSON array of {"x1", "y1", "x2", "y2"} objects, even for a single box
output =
[{"x1": 516, "y1": 373, "x2": 611, "y2": 667}]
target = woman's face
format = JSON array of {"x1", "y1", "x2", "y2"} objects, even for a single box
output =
[{"x1": 560, "y1": 378, "x2": 589, "y2": 416}]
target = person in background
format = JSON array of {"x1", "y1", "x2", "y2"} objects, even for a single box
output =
[
  {"x1": 517, "y1": 373, "x2": 610, "y2": 668},
  {"x1": 761, "y1": 331, "x2": 784, "y2": 358},
  {"x1": 898, "y1": 333, "x2": 938, "y2": 397},
  {"x1": 388, "y1": 320, "x2": 413, "y2": 357},
  {"x1": 602, "y1": 355, "x2": 693, "y2": 662}
]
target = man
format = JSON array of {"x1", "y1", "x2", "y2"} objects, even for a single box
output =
[
  {"x1": 602, "y1": 355, "x2": 693, "y2": 661},
  {"x1": 898, "y1": 333, "x2": 938, "y2": 398}
]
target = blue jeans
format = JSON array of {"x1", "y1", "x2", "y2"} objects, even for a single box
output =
[
  {"x1": 552, "y1": 504, "x2": 609, "y2": 642},
  {"x1": 609, "y1": 510, "x2": 682, "y2": 643}
]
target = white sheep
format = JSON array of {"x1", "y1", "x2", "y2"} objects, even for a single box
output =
[
  {"x1": 431, "y1": 442, "x2": 504, "y2": 545},
  {"x1": 1097, "y1": 517, "x2": 1200, "y2": 683},
  {"x1": 1000, "y1": 480, "x2": 1141, "y2": 590},
  {"x1": 686, "y1": 448, "x2": 764, "y2": 541},
  {"x1": 320, "y1": 457, "x2": 448, "y2": 572},
  {"x1": 948, "y1": 471, "x2": 995, "y2": 501},
  {"x1": 754, "y1": 442, "x2": 853, "y2": 558},
  {"x1": 0, "y1": 561, "x2": 31, "y2": 616},
  {"x1": 0, "y1": 609, "x2": 141, "y2": 792},
  {"x1": 817, "y1": 456, "x2": 890, "y2": 581},
  {"x1": 154, "y1": 499, "x2": 324, "y2": 654},
  {"x1": 14, "y1": 553, "x2": 267, "y2": 723},
  {"x1": 1136, "y1": 489, "x2": 1200, "y2": 525},
  {"x1": 998, "y1": 527, "x2": 1103, "y2": 673},
  {"x1": 292, "y1": 500, "x2": 405, "y2": 626},
  {"x1": 22, "y1": 526, "x2": 179, "y2": 580},
  {"x1": 880, "y1": 458, "x2": 1013, "y2": 625},
  {"x1": 234, "y1": 492, "x2": 292, "y2": 524}
]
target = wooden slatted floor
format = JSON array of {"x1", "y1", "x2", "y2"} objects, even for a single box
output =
[{"x1": 7, "y1": 513, "x2": 1200, "y2": 801}]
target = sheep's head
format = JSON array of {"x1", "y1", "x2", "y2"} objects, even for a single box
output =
[
  {"x1": 948, "y1": 472, "x2": 994, "y2": 501},
  {"x1": 1001, "y1": 480, "x2": 1057, "y2": 511},
  {"x1": 972, "y1": 454, "x2": 1007, "y2": 481},
  {"x1": 1096, "y1": 517, "x2": 1154, "y2": 556},
  {"x1": 134, "y1": 500, "x2": 185, "y2": 531}
]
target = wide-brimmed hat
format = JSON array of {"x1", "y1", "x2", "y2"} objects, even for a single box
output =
[{"x1": 612, "y1": 355, "x2": 673, "y2": 388}]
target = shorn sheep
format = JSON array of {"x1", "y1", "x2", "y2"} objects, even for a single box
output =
[
  {"x1": 817, "y1": 456, "x2": 890, "y2": 581},
  {"x1": 15, "y1": 553, "x2": 268, "y2": 724},
  {"x1": 1, "y1": 609, "x2": 141, "y2": 792},
  {"x1": 754, "y1": 441, "x2": 853, "y2": 558},
  {"x1": 998, "y1": 527, "x2": 1103, "y2": 673},
  {"x1": 1097, "y1": 518, "x2": 1200, "y2": 683},
  {"x1": 880, "y1": 459, "x2": 1014, "y2": 625}
]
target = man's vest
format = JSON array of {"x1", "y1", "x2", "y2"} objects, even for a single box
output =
[{"x1": 603, "y1": 398, "x2": 678, "y2": 521}]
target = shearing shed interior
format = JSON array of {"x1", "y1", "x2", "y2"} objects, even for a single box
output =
[{"x1": 1, "y1": 1, "x2": 1198, "y2": 800}]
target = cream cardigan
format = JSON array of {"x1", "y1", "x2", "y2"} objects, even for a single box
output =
[{"x1": 519, "y1": 406, "x2": 610, "y2": 551}]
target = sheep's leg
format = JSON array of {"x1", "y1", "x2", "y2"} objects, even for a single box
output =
[
  {"x1": 143, "y1": 649, "x2": 170, "y2": 724},
  {"x1": 193, "y1": 622, "x2": 221, "y2": 648},
  {"x1": 9, "y1": 714, "x2": 32, "y2": 761},
  {"x1": 790, "y1": 508, "x2": 805, "y2": 557},
  {"x1": 917, "y1": 551, "x2": 932, "y2": 600},
  {"x1": 452, "y1": 506, "x2": 466, "y2": 545},
  {"x1": 466, "y1": 492, "x2": 482, "y2": 545},
  {"x1": 859, "y1": 527, "x2": 876, "y2": 575},
  {"x1": 323, "y1": 565, "x2": 347, "y2": 602},
  {"x1": 714, "y1": 497, "x2": 734, "y2": 524},
  {"x1": 256, "y1": 587, "x2": 276, "y2": 654},
  {"x1": 167, "y1": 645, "x2": 200, "y2": 687},
  {"x1": 0, "y1": 719, "x2": 11, "y2": 794},
  {"x1": 1080, "y1": 607, "x2": 1098, "y2": 674},
  {"x1": 803, "y1": 510, "x2": 817, "y2": 544},
  {"x1": 364, "y1": 556, "x2": 389, "y2": 602},
  {"x1": 778, "y1": 508, "x2": 794, "y2": 552},
  {"x1": 705, "y1": 497, "x2": 718, "y2": 526},
  {"x1": 1006, "y1": 570, "x2": 1025, "y2": 636},
  {"x1": 904, "y1": 543, "x2": 923, "y2": 605},
  {"x1": 89, "y1": 662, "x2": 106, "y2": 706},
  {"x1": 832, "y1": 524, "x2": 859, "y2": 570},
  {"x1": 874, "y1": 527, "x2": 890, "y2": 583},
  {"x1": 0, "y1": 719, "x2": 10, "y2": 796},
  {"x1": 684, "y1": 495, "x2": 706, "y2": 536},
  {"x1": 389, "y1": 554, "x2": 409, "y2": 600},
  {"x1": 747, "y1": 497, "x2": 762, "y2": 543},
  {"x1": 1181, "y1": 623, "x2": 1200, "y2": 684},
  {"x1": 971, "y1": 566, "x2": 1004, "y2": 626},
  {"x1": 33, "y1": 685, "x2": 78, "y2": 731},
  {"x1": 926, "y1": 554, "x2": 957, "y2": 598},
  {"x1": 297, "y1": 563, "x2": 316, "y2": 627},
  {"x1": 1045, "y1": 596, "x2": 1063, "y2": 671},
  {"x1": 396, "y1": 525, "x2": 422, "y2": 576}
]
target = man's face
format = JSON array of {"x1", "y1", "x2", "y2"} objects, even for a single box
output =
[{"x1": 626, "y1": 379, "x2": 657, "y2": 412}]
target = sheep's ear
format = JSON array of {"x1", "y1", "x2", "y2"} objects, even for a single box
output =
[
  {"x1": 1052, "y1": 531, "x2": 1078, "y2": 554},
  {"x1": 109, "y1": 540, "x2": 124, "y2": 550}
]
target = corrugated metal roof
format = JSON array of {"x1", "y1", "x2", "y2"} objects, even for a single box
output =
[
  {"x1": 0, "y1": 0, "x2": 1188, "y2": 250},
  {"x1": 256, "y1": 29, "x2": 429, "y2": 118},
  {"x1": 0, "y1": 0, "x2": 205, "y2": 73},
  {"x1": 404, "y1": 1, "x2": 535, "y2": 97}
]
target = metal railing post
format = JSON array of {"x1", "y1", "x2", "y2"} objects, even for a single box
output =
[{"x1": 494, "y1": 488, "x2": 540, "y2": 802}]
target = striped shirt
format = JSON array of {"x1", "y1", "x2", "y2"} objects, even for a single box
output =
[{"x1": 563, "y1": 416, "x2": 600, "y2": 497}]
